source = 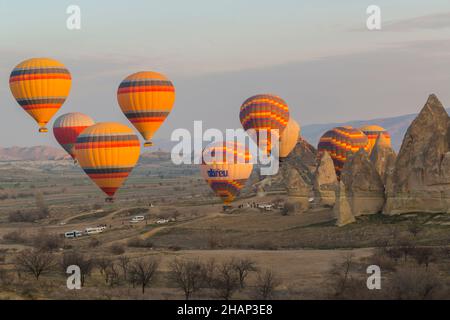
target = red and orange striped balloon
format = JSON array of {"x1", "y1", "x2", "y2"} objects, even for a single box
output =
[
  {"x1": 317, "y1": 126, "x2": 369, "y2": 178},
  {"x1": 53, "y1": 113, "x2": 95, "y2": 160},
  {"x1": 9, "y1": 58, "x2": 72, "y2": 133},
  {"x1": 117, "y1": 71, "x2": 175, "y2": 147},
  {"x1": 200, "y1": 141, "x2": 253, "y2": 204},
  {"x1": 75, "y1": 122, "x2": 140, "y2": 201},
  {"x1": 360, "y1": 125, "x2": 391, "y2": 154},
  {"x1": 239, "y1": 94, "x2": 290, "y2": 155}
]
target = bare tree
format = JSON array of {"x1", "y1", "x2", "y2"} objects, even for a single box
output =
[
  {"x1": 105, "y1": 263, "x2": 121, "y2": 287},
  {"x1": 32, "y1": 232, "x2": 63, "y2": 252},
  {"x1": 254, "y1": 269, "x2": 280, "y2": 300},
  {"x1": 118, "y1": 256, "x2": 131, "y2": 281},
  {"x1": 34, "y1": 192, "x2": 49, "y2": 217},
  {"x1": 391, "y1": 266, "x2": 441, "y2": 299},
  {"x1": 397, "y1": 238, "x2": 416, "y2": 262},
  {"x1": 96, "y1": 258, "x2": 113, "y2": 284},
  {"x1": 169, "y1": 259, "x2": 203, "y2": 300},
  {"x1": 201, "y1": 258, "x2": 216, "y2": 285},
  {"x1": 212, "y1": 260, "x2": 239, "y2": 300},
  {"x1": 61, "y1": 251, "x2": 94, "y2": 286},
  {"x1": 328, "y1": 253, "x2": 354, "y2": 297},
  {"x1": 14, "y1": 249, "x2": 55, "y2": 280},
  {"x1": 412, "y1": 247, "x2": 436, "y2": 270},
  {"x1": 231, "y1": 257, "x2": 258, "y2": 289},
  {"x1": 128, "y1": 258, "x2": 160, "y2": 294},
  {"x1": 0, "y1": 268, "x2": 13, "y2": 286}
]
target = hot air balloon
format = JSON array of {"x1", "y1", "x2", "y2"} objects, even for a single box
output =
[
  {"x1": 279, "y1": 118, "x2": 300, "y2": 159},
  {"x1": 53, "y1": 113, "x2": 95, "y2": 161},
  {"x1": 75, "y1": 122, "x2": 140, "y2": 202},
  {"x1": 117, "y1": 71, "x2": 175, "y2": 147},
  {"x1": 359, "y1": 125, "x2": 391, "y2": 154},
  {"x1": 200, "y1": 141, "x2": 253, "y2": 204},
  {"x1": 239, "y1": 94, "x2": 290, "y2": 155},
  {"x1": 9, "y1": 58, "x2": 72, "y2": 133},
  {"x1": 317, "y1": 126, "x2": 369, "y2": 178}
]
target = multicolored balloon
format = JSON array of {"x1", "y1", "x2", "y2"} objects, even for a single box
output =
[
  {"x1": 9, "y1": 58, "x2": 72, "y2": 133},
  {"x1": 200, "y1": 141, "x2": 253, "y2": 204},
  {"x1": 359, "y1": 125, "x2": 391, "y2": 154},
  {"x1": 317, "y1": 126, "x2": 369, "y2": 178},
  {"x1": 117, "y1": 71, "x2": 175, "y2": 147},
  {"x1": 75, "y1": 122, "x2": 140, "y2": 201},
  {"x1": 53, "y1": 113, "x2": 95, "y2": 160},
  {"x1": 239, "y1": 94, "x2": 289, "y2": 155},
  {"x1": 279, "y1": 118, "x2": 300, "y2": 159}
]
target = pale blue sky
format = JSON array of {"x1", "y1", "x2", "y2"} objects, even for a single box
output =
[{"x1": 0, "y1": 0, "x2": 449, "y2": 147}]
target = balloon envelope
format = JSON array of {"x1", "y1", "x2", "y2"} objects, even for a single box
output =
[
  {"x1": 279, "y1": 118, "x2": 300, "y2": 158},
  {"x1": 75, "y1": 122, "x2": 140, "y2": 200},
  {"x1": 117, "y1": 71, "x2": 175, "y2": 147},
  {"x1": 200, "y1": 141, "x2": 253, "y2": 204},
  {"x1": 359, "y1": 125, "x2": 391, "y2": 154},
  {"x1": 9, "y1": 58, "x2": 71, "y2": 133},
  {"x1": 53, "y1": 112, "x2": 95, "y2": 159},
  {"x1": 239, "y1": 94, "x2": 289, "y2": 155},
  {"x1": 317, "y1": 126, "x2": 369, "y2": 178}
]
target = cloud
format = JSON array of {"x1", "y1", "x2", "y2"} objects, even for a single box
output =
[{"x1": 384, "y1": 12, "x2": 450, "y2": 31}]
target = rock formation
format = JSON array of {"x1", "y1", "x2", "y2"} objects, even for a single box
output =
[
  {"x1": 313, "y1": 151, "x2": 338, "y2": 207},
  {"x1": 283, "y1": 138, "x2": 317, "y2": 175},
  {"x1": 341, "y1": 149, "x2": 385, "y2": 216},
  {"x1": 334, "y1": 181, "x2": 355, "y2": 226},
  {"x1": 384, "y1": 94, "x2": 450, "y2": 214},
  {"x1": 255, "y1": 138, "x2": 316, "y2": 194},
  {"x1": 370, "y1": 134, "x2": 396, "y2": 184},
  {"x1": 282, "y1": 164, "x2": 311, "y2": 213}
]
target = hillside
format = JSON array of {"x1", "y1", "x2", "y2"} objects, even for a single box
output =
[{"x1": 0, "y1": 146, "x2": 69, "y2": 161}]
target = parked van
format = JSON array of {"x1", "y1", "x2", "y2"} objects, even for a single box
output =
[
  {"x1": 64, "y1": 230, "x2": 83, "y2": 239},
  {"x1": 85, "y1": 227, "x2": 104, "y2": 235},
  {"x1": 156, "y1": 219, "x2": 169, "y2": 224},
  {"x1": 131, "y1": 216, "x2": 145, "y2": 223}
]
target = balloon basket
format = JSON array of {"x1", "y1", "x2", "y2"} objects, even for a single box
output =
[
  {"x1": 38, "y1": 127, "x2": 48, "y2": 133},
  {"x1": 105, "y1": 197, "x2": 114, "y2": 203},
  {"x1": 144, "y1": 141, "x2": 153, "y2": 147}
]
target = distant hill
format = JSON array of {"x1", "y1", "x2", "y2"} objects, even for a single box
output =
[
  {"x1": 0, "y1": 146, "x2": 69, "y2": 161},
  {"x1": 302, "y1": 108, "x2": 450, "y2": 151},
  {"x1": 2, "y1": 108, "x2": 447, "y2": 160}
]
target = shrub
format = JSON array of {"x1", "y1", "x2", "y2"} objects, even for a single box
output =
[
  {"x1": 2, "y1": 230, "x2": 27, "y2": 244},
  {"x1": 110, "y1": 244, "x2": 126, "y2": 255},
  {"x1": 127, "y1": 237, "x2": 153, "y2": 248}
]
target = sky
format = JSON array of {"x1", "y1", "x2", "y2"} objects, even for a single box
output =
[{"x1": 0, "y1": 0, "x2": 449, "y2": 147}]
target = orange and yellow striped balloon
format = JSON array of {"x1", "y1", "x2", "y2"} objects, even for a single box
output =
[
  {"x1": 200, "y1": 141, "x2": 253, "y2": 204},
  {"x1": 75, "y1": 122, "x2": 140, "y2": 201},
  {"x1": 239, "y1": 94, "x2": 290, "y2": 155},
  {"x1": 9, "y1": 58, "x2": 72, "y2": 133},
  {"x1": 317, "y1": 126, "x2": 369, "y2": 178},
  {"x1": 279, "y1": 118, "x2": 300, "y2": 158},
  {"x1": 117, "y1": 71, "x2": 175, "y2": 147},
  {"x1": 360, "y1": 125, "x2": 391, "y2": 154}
]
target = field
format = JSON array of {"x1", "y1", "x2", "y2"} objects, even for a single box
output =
[{"x1": 0, "y1": 158, "x2": 449, "y2": 300}]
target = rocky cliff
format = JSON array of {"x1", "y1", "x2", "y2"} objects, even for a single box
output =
[
  {"x1": 341, "y1": 149, "x2": 385, "y2": 216},
  {"x1": 384, "y1": 94, "x2": 450, "y2": 214},
  {"x1": 313, "y1": 151, "x2": 338, "y2": 207}
]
